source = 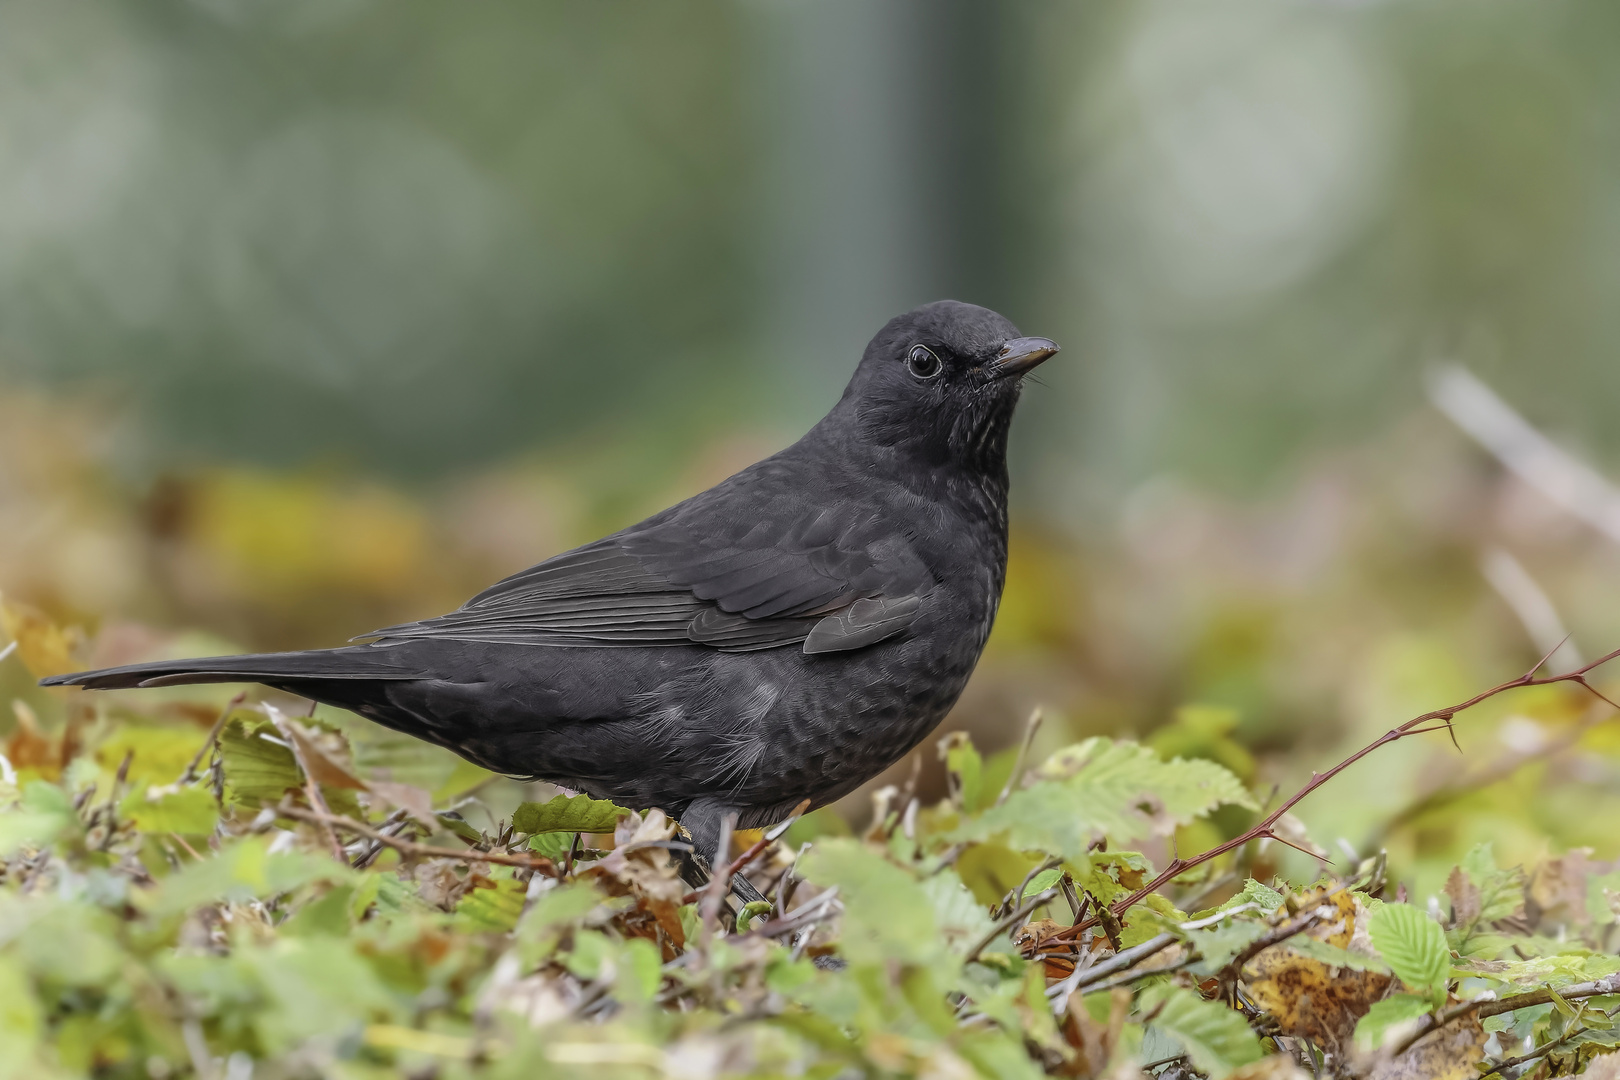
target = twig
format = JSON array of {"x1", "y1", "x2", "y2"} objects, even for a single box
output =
[
  {"x1": 178, "y1": 692, "x2": 245, "y2": 786},
  {"x1": 275, "y1": 802, "x2": 556, "y2": 873},
  {"x1": 1058, "y1": 646, "x2": 1620, "y2": 940},
  {"x1": 995, "y1": 708, "x2": 1043, "y2": 807},
  {"x1": 1478, "y1": 1005, "x2": 1618, "y2": 1078},
  {"x1": 700, "y1": 812, "x2": 736, "y2": 934},
  {"x1": 1064, "y1": 932, "x2": 1177, "y2": 990},
  {"x1": 719, "y1": 798, "x2": 810, "y2": 885},
  {"x1": 1477, "y1": 973, "x2": 1620, "y2": 1019},
  {"x1": 1082, "y1": 955, "x2": 1199, "y2": 996},
  {"x1": 1388, "y1": 973, "x2": 1620, "y2": 1058},
  {"x1": 746, "y1": 886, "x2": 841, "y2": 940},
  {"x1": 0, "y1": 640, "x2": 17, "y2": 666},
  {"x1": 964, "y1": 887, "x2": 1059, "y2": 965},
  {"x1": 1219, "y1": 905, "x2": 1331, "y2": 979},
  {"x1": 1001, "y1": 855, "x2": 1063, "y2": 916}
]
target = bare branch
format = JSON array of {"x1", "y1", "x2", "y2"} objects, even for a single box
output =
[{"x1": 275, "y1": 802, "x2": 556, "y2": 874}]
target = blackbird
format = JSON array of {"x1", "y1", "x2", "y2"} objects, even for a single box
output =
[{"x1": 44, "y1": 300, "x2": 1057, "y2": 877}]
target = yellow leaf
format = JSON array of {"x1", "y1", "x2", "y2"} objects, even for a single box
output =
[{"x1": 0, "y1": 596, "x2": 82, "y2": 679}]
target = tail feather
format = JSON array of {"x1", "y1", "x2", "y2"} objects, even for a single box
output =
[{"x1": 40, "y1": 648, "x2": 423, "y2": 691}]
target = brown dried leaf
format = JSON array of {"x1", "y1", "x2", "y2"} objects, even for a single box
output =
[
  {"x1": 1243, "y1": 889, "x2": 1391, "y2": 1050},
  {"x1": 1530, "y1": 849, "x2": 1601, "y2": 930},
  {"x1": 368, "y1": 780, "x2": 437, "y2": 829},
  {"x1": 414, "y1": 859, "x2": 472, "y2": 911},
  {"x1": 282, "y1": 720, "x2": 368, "y2": 791},
  {"x1": 1367, "y1": 1014, "x2": 1485, "y2": 1080},
  {"x1": 7, "y1": 699, "x2": 63, "y2": 779},
  {"x1": 1443, "y1": 866, "x2": 1479, "y2": 929},
  {"x1": 1020, "y1": 918, "x2": 1086, "y2": 979},
  {"x1": 1058, "y1": 988, "x2": 1129, "y2": 1078},
  {"x1": 1585, "y1": 1052, "x2": 1620, "y2": 1080},
  {"x1": 585, "y1": 808, "x2": 686, "y2": 946}
]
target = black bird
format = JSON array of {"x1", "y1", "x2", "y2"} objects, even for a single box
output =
[{"x1": 44, "y1": 300, "x2": 1057, "y2": 876}]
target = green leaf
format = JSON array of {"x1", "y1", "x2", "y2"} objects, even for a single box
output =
[
  {"x1": 939, "y1": 731, "x2": 985, "y2": 812},
  {"x1": 1022, "y1": 866, "x2": 1064, "y2": 901},
  {"x1": 1140, "y1": 984, "x2": 1263, "y2": 1080},
  {"x1": 1282, "y1": 937, "x2": 1390, "y2": 974},
  {"x1": 0, "y1": 899, "x2": 124, "y2": 986},
  {"x1": 434, "y1": 809, "x2": 484, "y2": 844},
  {"x1": 0, "y1": 954, "x2": 42, "y2": 1075},
  {"x1": 1187, "y1": 922, "x2": 1268, "y2": 976},
  {"x1": 1225, "y1": 879, "x2": 1286, "y2": 914},
  {"x1": 218, "y1": 716, "x2": 303, "y2": 809},
  {"x1": 1354, "y1": 993, "x2": 1433, "y2": 1050},
  {"x1": 797, "y1": 838, "x2": 941, "y2": 966},
  {"x1": 142, "y1": 835, "x2": 353, "y2": 917},
  {"x1": 953, "y1": 738, "x2": 1255, "y2": 858},
  {"x1": 119, "y1": 785, "x2": 219, "y2": 835},
  {"x1": 0, "y1": 782, "x2": 74, "y2": 856},
  {"x1": 920, "y1": 870, "x2": 996, "y2": 950},
  {"x1": 1460, "y1": 844, "x2": 1525, "y2": 925},
  {"x1": 455, "y1": 869, "x2": 528, "y2": 931},
  {"x1": 528, "y1": 830, "x2": 575, "y2": 860},
  {"x1": 510, "y1": 794, "x2": 630, "y2": 835},
  {"x1": 1369, "y1": 903, "x2": 1450, "y2": 998}
]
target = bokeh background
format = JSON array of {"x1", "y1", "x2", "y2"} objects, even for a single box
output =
[{"x1": 5, "y1": 0, "x2": 1620, "y2": 899}]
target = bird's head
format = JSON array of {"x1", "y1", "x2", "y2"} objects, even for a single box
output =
[{"x1": 834, "y1": 300, "x2": 1058, "y2": 474}]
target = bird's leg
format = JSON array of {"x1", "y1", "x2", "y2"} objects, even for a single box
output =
[{"x1": 677, "y1": 799, "x2": 769, "y2": 907}]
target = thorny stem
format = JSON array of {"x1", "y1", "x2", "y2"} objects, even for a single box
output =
[
  {"x1": 1058, "y1": 645, "x2": 1620, "y2": 941},
  {"x1": 276, "y1": 802, "x2": 556, "y2": 874}
]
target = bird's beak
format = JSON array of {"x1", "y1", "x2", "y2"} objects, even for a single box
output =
[{"x1": 992, "y1": 336, "x2": 1060, "y2": 378}]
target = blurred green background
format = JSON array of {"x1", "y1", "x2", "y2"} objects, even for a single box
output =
[{"x1": 5, "y1": 0, "x2": 1620, "y2": 895}]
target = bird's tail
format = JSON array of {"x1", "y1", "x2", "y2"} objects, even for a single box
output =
[{"x1": 40, "y1": 647, "x2": 422, "y2": 691}]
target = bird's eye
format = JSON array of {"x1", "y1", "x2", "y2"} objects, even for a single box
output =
[{"x1": 907, "y1": 345, "x2": 942, "y2": 380}]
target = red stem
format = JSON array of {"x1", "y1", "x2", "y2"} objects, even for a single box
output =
[{"x1": 1054, "y1": 643, "x2": 1620, "y2": 941}]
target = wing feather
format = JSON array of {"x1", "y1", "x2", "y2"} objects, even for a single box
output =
[{"x1": 362, "y1": 469, "x2": 934, "y2": 654}]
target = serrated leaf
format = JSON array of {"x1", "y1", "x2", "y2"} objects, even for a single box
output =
[
  {"x1": 797, "y1": 839, "x2": 940, "y2": 966},
  {"x1": 1369, "y1": 903, "x2": 1450, "y2": 997},
  {"x1": 920, "y1": 870, "x2": 995, "y2": 949},
  {"x1": 954, "y1": 738, "x2": 1255, "y2": 858},
  {"x1": 1354, "y1": 993, "x2": 1433, "y2": 1049},
  {"x1": 1283, "y1": 937, "x2": 1390, "y2": 974},
  {"x1": 218, "y1": 716, "x2": 303, "y2": 809},
  {"x1": 1140, "y1": 984, "x2": 1262, "y2": 1080},
  {"x1": 528, "y1": 830, "x2": 575, "y2": 860},
  {"x1": 511, "y1": 794, "x2": 630, "y2": 835},
  {"x1": 1224, "y1": 879, "x2": 1286, "y2": 914},
  {"x1": 120, "y1": 785, "x2": 219, "y2": 835},
  {"x1": 1188, "y1": 921, "x2": 1268, "y2": 976},
  {"x1": 455, "y1": 870, "x2": 526, "y2": 931}
]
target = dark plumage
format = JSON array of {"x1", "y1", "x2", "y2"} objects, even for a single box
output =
[{"x1": 44, "y1": 300, "x2": 1058, "y2": 870}]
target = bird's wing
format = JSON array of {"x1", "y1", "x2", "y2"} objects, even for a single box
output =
[{"x1": 362, "y1": 495, "x2": 934, "y2": 654}]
